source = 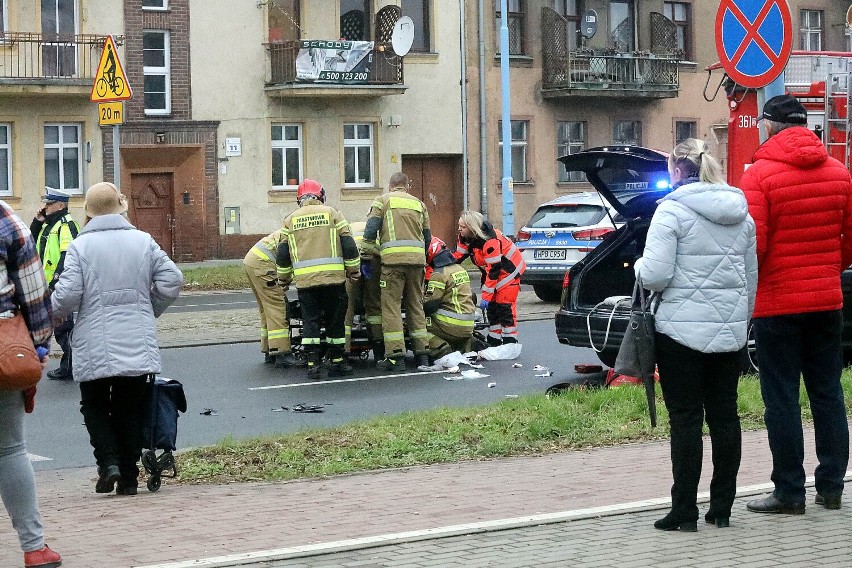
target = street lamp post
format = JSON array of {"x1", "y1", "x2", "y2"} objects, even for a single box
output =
[{"x1": 499, "y1": 0, "x2": 514, "y2": 236}]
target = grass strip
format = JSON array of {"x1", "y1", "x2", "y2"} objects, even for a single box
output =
[
  {"x1": 182, "y1": 265, "x2": 248, "y2": 291},
  {"x1": 176, "y1": 372, "x2": 852, "y2": 484}
]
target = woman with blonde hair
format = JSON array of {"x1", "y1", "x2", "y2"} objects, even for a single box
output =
[
  {"x1": 453, "y1": 210, "x2": 525, "y2": 345},
  {"x1": 635, "y1": 138, "x2": 757, "y2": 531}
]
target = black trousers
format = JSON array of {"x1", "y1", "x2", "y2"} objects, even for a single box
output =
[
  {"x1": 655, "y1": 333, "x2": 743, "y2": 520},
  {"x1": 79, "y1": 375, "x2": 148, "y2": 483},
  {"x1": 54, "y1": 317, "x2": 73, "y2": 377},
  {"x1": 299, "y1": 283, "x2": 348, "y2": 361}
]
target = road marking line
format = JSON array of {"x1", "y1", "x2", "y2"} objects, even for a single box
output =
[
  {"x1": 28, "y1": 453, "x2": 52, "y2": 462},
  {"x1": 135, "y1": 473, "x2": 852, "y2": 568},
  {"x1": 249, "y1": 369, "x2": 446, "y2": 390},
  {"x1": 174, "y1": 301, "x2": 256, "y2": 309}
]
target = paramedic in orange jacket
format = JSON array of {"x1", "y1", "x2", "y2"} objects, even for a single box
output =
[{"x1": 453, "y1": 210, "x2": 526, "y2": 345}]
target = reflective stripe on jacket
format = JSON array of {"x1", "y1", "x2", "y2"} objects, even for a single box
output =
[
  {"x1": 37, "y1": 213, "x2": 79, "y2": 285},
  {"x1": 425, "y1": 264, "x2": 475, "y2": 329},
  {"x1": 367, "y1": 190, "x2": 429, "y2": 266},
  {"x1": 250, "y1": 229, "x2": 285, "y2": 263},
  {"x1": 456, "y1": 227, "x2": 525, "y2": 302},
  {"x1": 279, "y1": 204, "x2": 357, "y2": 288}
]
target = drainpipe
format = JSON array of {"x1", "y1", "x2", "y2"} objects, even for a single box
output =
[
  {"x1": 478, "y1": 0, "x2": 488, "y2": 218},
  {"x1": 460, "y1": 0, "x2": 469, "y2": 209}
]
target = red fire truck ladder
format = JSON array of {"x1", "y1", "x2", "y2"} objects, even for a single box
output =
[{"x1": 823, "y1": 58, "x2": 852, "y2": 169}]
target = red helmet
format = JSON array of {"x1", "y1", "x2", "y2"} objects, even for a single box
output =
[
  {"x1": 426, "y1": 236, "x2": 446, "y2": 265},
  {"x1": 296, "y1": 179, "x2": 325, "y2": 203}
]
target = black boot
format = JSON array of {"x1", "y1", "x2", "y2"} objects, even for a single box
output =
[
  {"x1": 653, "y1": 511, "x2": 697, "y2": 532},
  {"x1": 306, "y1": 349, "x2": 322, "y2": 380},
  {"x1": 276, "y1": 352, "x2": 304, "y2": 368},
  {"x1": 416, "y1": 353, "x2": 430, "y2": 369},
  {"x1": 372, "y1": 341, "x2": 385, "y2": 362},
  {"x1": 264, "y1": 352, "x2": 276, "y2": 365},
  {"x1": 328, "y1": 359, "x2": 353, "y2": 377}
]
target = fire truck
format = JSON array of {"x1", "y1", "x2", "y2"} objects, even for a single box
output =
[{"x1": 709, "y1": 51, "x2": 852, "y2": 187}]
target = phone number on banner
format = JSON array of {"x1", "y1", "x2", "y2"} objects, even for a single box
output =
[{"x1": 318, "y1": 71, "x2": 369, "y2": 83}]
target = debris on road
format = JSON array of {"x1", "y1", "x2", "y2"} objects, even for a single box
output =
[
  {"x1": 200, "y1": 408, "x2": 218, "y2": 416},
  {"x1": 292, "y1": 404, "x2": 324, "y2": 413},
  {"x1": 487, "y1": 382, "x2": 496, "y2": 388},
  {"x1": 532, "y1": 365, "x2": 549, "y2": 372},
  {"x1": 478, "y1": 343, "x2": 522, "y2": 360},
  {"x1": 512, "y1": 363, "x2": 523, "y2": 368},
  {"x1": 535, "y1": 371, "x2": 554, "y2": 377}
]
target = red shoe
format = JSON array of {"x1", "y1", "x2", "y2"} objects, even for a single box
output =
[{"x1": 24, "y1": 545, "x2": 62, "y2": 567}]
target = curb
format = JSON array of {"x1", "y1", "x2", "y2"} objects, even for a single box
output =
[{"x1": 137, "y1": 475, "x2": 851, "y2": 568}]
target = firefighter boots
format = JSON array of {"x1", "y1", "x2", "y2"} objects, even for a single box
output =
[
  {"x1": 328, "y1": 359, "x2": 353, "y2": 377},
  {"x1": 416, "y1": 353, "x2": 430, "y2": 368},
  {"x1": 276, "y1": 352, "x2": 304, "y2": 368},
  {"x1": 376, "y1": 353, "x2": 406, "y2": 372},
  {"x1": 306, "y1": 349, "x2": 322, "y2": 380}
]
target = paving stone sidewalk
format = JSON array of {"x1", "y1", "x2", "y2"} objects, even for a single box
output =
[{"x1": 0, "y1": 425, "x2": 839, "y2": 567}]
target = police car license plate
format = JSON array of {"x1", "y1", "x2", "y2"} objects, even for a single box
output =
[{"x1": 534, "y1": 249, "x2": 566, "y2": 260}]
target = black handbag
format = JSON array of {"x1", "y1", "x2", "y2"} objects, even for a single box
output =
[{"x1": 614, "y1": 277, "x2": 659, "y2": 426}]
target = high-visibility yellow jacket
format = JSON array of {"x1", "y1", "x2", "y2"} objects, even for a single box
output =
[
  {"x1": 35, "y1": 212, "x2": 79, "y2": 287},
  {"x1": 363, "y1": 189, "x2": 430, "y2": 266},
  {"x1": 249, "y1": 229, "x2": 285, "y2": 264},
  {"x1": 424, "y1": 264, "x2": 476, "y2": 330},
  {"x1": 277, "y1": 201, "x2": 360, "y2": 289}
]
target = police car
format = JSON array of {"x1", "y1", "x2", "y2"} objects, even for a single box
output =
[{"x1": 516, "y1": 192, "x2": 622, "y2": 301}]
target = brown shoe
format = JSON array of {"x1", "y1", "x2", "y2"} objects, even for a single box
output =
[{"x1": 24, "y1": 544, "x2": 62, "y2": 567}]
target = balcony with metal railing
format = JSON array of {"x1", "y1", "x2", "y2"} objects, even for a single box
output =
[
  {"x1": 265, "y1": 40, "x2": 406, "y2": 98},
  {"x1": 0, "y1": 33, "x2": 112, "y2": 95},
  {"x1": 540, "y1": 8, "x2": 680, "y2": 99}
]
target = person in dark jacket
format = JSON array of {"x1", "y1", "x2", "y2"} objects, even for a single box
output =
[
  {"x1": 52, "y1": 182, "x2": 183, "y2": 496},
  {"x1": 637, "y1": 138, "x2": 757, "y2": 532},
  {"x1": 742, "y1": 95, "x2": 852, "y2": 515}
]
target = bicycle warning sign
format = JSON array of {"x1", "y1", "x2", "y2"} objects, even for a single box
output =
[{"x1": 90, "y1": 35, "x2": 132, "y2": 102}]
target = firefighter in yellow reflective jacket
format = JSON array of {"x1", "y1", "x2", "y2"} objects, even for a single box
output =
[
  {"x1": 31, "y1": 187, "x2": 79, "y2": 380},
  {"x1": 243, "y1": 229, "x2": 300, "y2": 368},
  {"x1": 276, "y1": 180, "x2": 360, "y2": 379},
  {"x1": 424, "y1": 237, "x2": 476, "y2": 359},
  {"x1": 344, "y1": 222, "x2": 383, "y2": 356},
  {"x1": 362, "y1": 172, "x2": 431, "y2": 371}
]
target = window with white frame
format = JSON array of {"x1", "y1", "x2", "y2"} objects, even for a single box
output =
[
  {"x1": 44, "y1": 124, "x2": 82, "y2": 194},
  {"x1": 271, "y1": 124, "x2": 303, "y2": 189},
  {"x1": 142, "y1": 0, "x2": 168, "y2": 9},
  {"x1": 800, "y1": 10, "x2": 822, "y2": 51},
  {"x1": 143, "y1": 31, "x2": 171, "y2": 115},
  {"x1": 498, "y1": 120, "x2": 529, "y2": 182},
  {"x1": 0, "y1": 124, "x2": 10, "y2": 195},
  {"x1": 557, "y1": 121, "x2": 585, "y2": 182},
  {"x1": 613, "y1": 120, "x2": 641, "y2": 146},
  {"x1": 343, "y1": 123, "x2": 374, "y2": 187}
]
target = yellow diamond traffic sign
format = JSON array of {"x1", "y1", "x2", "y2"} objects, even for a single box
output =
[{"x1": 90, "y1": 35, "x2": 132, "y2": 102}]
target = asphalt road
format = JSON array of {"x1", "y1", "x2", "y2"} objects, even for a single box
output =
[
  {"x1": 171, "y1": 291, "x2": 257, "y2": 313},
  {"x1": 28, "y1": 319, "x2": 602, "y2": 471}
]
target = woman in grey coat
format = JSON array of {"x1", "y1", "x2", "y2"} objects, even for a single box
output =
[
  {"x1": 636, "y1": 139, "x2": 757, "y2": 532},
  {"x1": 52, "y1": 182, "x2": 183, "y2": 496}
]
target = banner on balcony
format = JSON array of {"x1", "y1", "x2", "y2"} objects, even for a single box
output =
[{"x1": 295, "y1": 40, "x2": 373, "y2": 84}]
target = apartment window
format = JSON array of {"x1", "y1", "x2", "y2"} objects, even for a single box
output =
[
  {"x1": 142, "y1": 0, "x2": 167, "y2": 9},
  {"x1": 268, "y1": 0, "x2": 300, "y2": 42},
  {"x1": 663, "y1": 2, "x2": 691, "y2": 59},
  {"x1": 800, "y1": 10, "x2": 822, "y2": 51},
  {"x1": 495, "y1": 0, "x2": 525, "y2": 56},
  {"x1": 143, "y1": 31, "x2": 171, "y2": 115},
  {"x1": 344, "y1": 123, "x2": 374, "y2": 187},
  {"x1": 41, "y1": 0, "x2": 77, "y2": 76},
  {"x1": 557, "y1": 121, "x2": 585, "y2": 182},
  {"x1": 0, "y1": 125, "x2": 10, "y2": 195},
  {"x1": 674, "y1": 120, "x2": 697, "y2": 145},
  {"x1": 340, "y1": 0, "x2": 371, "y2": 41},
  {"x1": 271, "y1": 124, "x2": 303, "y2": 189},
  {"x1": 554, "y1": 0, "x2": 580, "y2": 51},
  {"x1": 0, "y1": 1, "x2": 7, "y2": 33},
  {"x1": 847, "y1": 28, "x2": 852, "y2": 52},
  {"x1": 613, "y1": 120, "x2": 641, "y2": 146},
  {"x1": 402, "y1": 0, "x2": 430, "y2": 52},
  {"x1": 498, "y1": 120, "x2": 529, "y2": 182},
  {"x1": 44, "y1": 124, "x2": 81, "y2": 194},
  {"x1": 609, "y1": 0, "x2": 634, "y2": 51}
]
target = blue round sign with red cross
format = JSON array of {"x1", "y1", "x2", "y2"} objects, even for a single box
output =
[{"x1": 715, "y1": 0, "x2": 792, "y2": 89}]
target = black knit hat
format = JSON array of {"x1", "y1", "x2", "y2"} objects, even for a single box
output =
[{"x1": 759, "y1": 94, "x2": 808, "y2": 125}]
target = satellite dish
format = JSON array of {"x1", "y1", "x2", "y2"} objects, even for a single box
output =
[
  {"x1": 580, "y1": 9, "x2": 598, "y2": 39},
  {"x1": 847, "y1": 5, "x2": 852, "y2": 28},
  {"x1": 391, "y1": 16, "x2": 415, "y2": 57}
]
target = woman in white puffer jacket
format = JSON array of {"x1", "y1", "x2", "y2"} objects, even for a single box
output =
[{"x1": 636, "y1": 138, "x2": 757, "y2": 533}]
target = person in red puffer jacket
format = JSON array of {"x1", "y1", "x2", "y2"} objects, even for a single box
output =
[{"x1": 741, "y1": 94, "x2": 852, "y2": 516}]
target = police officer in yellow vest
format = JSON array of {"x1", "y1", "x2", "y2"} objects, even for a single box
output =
[
  {"x1": 243, "y1": 229, "x2": 301, "y2": 368},
  {"x1": 276, "y1": 180, "x2": 360, "y2": 379},
  {"x1": 31, "y1": 187, "x2": 79, "y2": 380},
  {"x1": 424, "y1": 237, "x2": 476, "y2": 359},
  {"x1": 362, "y1": 172, "x2": 430, "y2": 371}
]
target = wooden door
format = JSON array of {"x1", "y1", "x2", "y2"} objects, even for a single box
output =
[
  {"x1": 129, "y1": 173, "x2": 174, "y2": 255},
  {"x1": 402, "y1": 156, "x2": 462, "y2": 244}
]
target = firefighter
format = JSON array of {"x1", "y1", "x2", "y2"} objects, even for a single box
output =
[
  {"x1": 31, "y1": 186, "x2": 79, "y2": 380},
  {"x1": 424, "y1": 237, "x2": 476, "y2": 359},
  {"x1": 453, "y1": 210, "x2": 526, "y2": 345},
  {"x1": 343, "y1": 221, "x2": 383, "y2": 357},
  {"x1": 243, "y1": 229, "x2": 300, "y2": 367},
  {"x1": 362, "y1": 172, "x2": 431, "y2": 371},
  {"x1": 276, "y1": 180, "x2": 360, "y2": 379}
]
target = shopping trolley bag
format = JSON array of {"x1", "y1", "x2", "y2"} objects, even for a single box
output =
[{"x1": 141, "y1": 376, "x2": 187, "y2": 491}]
